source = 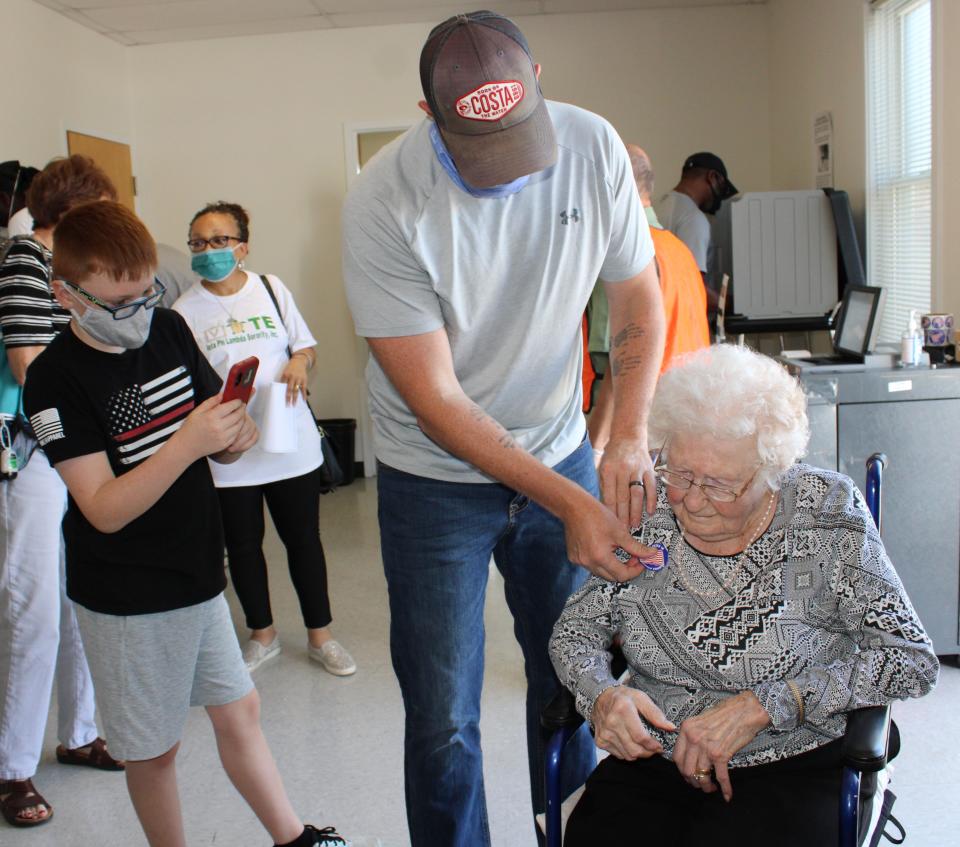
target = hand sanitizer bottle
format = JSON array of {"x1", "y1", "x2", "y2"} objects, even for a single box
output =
[{"x1": 900, "y1": 309, "x2": 923, "y2": 367}]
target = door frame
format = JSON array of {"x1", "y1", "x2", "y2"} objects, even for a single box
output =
[{"x1": 342, "y1": 121, "x2": 412, "y2": 478}]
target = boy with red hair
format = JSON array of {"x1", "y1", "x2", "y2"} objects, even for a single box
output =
[{"x1": 23, "y1": 200, "x2": 347, "y2": 847}]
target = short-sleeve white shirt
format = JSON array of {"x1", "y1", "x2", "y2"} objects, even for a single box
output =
[{"x1": 173, "y1": 271, "x2": 323, "y2": 487}]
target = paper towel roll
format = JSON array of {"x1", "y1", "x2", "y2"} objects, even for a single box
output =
[{"x1": 261, "y1": 382, "x2": 299, "y2": 453}]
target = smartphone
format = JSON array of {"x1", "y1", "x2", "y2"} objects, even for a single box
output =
[{"x1": 221, "y1": 356, "x2": 259, "y2": 405}]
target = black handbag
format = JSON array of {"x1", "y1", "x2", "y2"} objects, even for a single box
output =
[{"x1": 259, "y1": 274, "x2": 343, "y2": 493}]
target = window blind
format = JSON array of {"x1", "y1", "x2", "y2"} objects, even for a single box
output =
[{"x1": 866, "y1": 0, "x2": 932, "y2": 344}]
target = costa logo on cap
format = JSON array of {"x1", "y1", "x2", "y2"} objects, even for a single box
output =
[{"x1": 455, "y1": 81, "x2": 525, "y2": 122}]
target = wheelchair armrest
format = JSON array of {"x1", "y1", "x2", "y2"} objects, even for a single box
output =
[
  {"x1": 841, "y1": 705, "x2": 891, "y2": 773},
  {"x1": 540, "y1": 685, "x2": 585, "y2": 734}
]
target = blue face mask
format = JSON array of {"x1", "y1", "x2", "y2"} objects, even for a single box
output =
[
  {"x1": 191, "y1": 246, "x2": 239, "y2": 282},
  {"x1": 429, "y1": 123, "x2": 530, "y2": 198}
]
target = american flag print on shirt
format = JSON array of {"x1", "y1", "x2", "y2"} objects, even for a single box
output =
[
  {"x1": 108, "y1": 366, "x2": 195, "y2": 466},
  {"x1": 29, "y1": 408, "x2": 66, "y2": 446}
]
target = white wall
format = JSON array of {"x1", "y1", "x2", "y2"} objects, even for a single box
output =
[
  {"x1": 1, "y1": 0, "x2": 133, "y2": 169},
  {"x1": 129, "y1": 4, "x2": 772, "y2": 423},
  {"x1": 933, "y1": 0, "x2": 960, "y2": 318},
  {"x1": 768, "y1": 0, "x2": 960, "y2": 317},
  {"x1": 767, "y1": 0, "x2": 867, "y2": 238}
]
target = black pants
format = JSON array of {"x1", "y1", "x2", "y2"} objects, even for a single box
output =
[
  {"x1": 217, "y1": 466, "x2": 332, "y2": 631},
  {"x1": 564, "y1": 738, "x2": 844, "y2": 847}
]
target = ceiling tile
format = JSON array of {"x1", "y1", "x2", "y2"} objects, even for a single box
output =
[
  {"x1": 52, "y1": 6, "x2": 114, "y2": 32},
  {"x1": 123, "y1": 16, "x2": 334, "y2": 45},
  {"x1": 32, "y1": 0, "x2": 763, "y2": 44},
  {"x1": 315, "y1": 0, "x2": 482, "y2": 11},
  {"x1": 327, "y1": 7, "x2": 467, "y2": 29},
  {"x1": 56, "y1": 0, "x2": 195, "y2": 8},
  {"x1": 82, "y1": 0, "x2": 319, "y2": 32},
  {"x1": 544, "y1": 0, "x2": 754, "y2": 10},
  {"x1": 328, "y1": 2, "x2": 543, "y2": 29}
]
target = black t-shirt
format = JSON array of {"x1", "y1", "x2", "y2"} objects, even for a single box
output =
[{"x1": 23, "y1": 308, "x2": 226, "y2": 616}]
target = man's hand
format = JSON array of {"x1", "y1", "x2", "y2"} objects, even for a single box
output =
[
  {"x1": 173, "y1": 396, "x2": 246, "y2": 461},
  {"x1": 598, "y1": 435, "x2": 657, "y2": 526},
  {"x1": 563, "y1": 496, "x2": 662, "y2": 582},
  {"x1": 592, "y1": 686, "x2": 677, "y2": 760},
  {"x1": 672, "y1": 692, "x2": 772, "y2": 802}
]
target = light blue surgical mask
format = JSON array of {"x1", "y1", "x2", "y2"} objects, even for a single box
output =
[
  {"x1": 429, "y1": 123, "x2": 530, "y2": 198},
  {"x1": 191, "y1": 246, "x2": 239, "y2": 282}
]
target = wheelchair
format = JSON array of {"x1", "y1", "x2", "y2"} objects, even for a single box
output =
[{"x1": 541, "y1": 453, "x2": 899, "y2": 847}]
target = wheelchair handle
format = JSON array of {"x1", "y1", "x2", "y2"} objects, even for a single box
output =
[{"x1": 865, "y1": 453, "x2": 886, "y2": 534}]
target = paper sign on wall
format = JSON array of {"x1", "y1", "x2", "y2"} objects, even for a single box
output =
[{"x1": 814, "y1": 111, "x2": 834, "y2": 189}]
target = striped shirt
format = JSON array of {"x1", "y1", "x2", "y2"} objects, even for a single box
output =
[{"x1": 0, "y1": 238, "x2": 70, "y2": 348}]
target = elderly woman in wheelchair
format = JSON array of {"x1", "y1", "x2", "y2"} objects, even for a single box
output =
[{"x1": 549, "y1": 345, "x2": 938, "y2": 846}]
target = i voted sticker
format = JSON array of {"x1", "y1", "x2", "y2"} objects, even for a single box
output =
[{"x1": 613, "y1": 541, "x2": 668, "y2": 572}]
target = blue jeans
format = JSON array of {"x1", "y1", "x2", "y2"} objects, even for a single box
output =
[{"x1": 377, "y1": 439, "x2": 598, "y2": 847}]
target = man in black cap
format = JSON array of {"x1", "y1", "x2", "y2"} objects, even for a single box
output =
[
  {"x1": 342, "y1": 10, "x2": 665, "y2": 847},
  {"x1": 655, "y1": 152, "x2": 738, "y2": 315}
]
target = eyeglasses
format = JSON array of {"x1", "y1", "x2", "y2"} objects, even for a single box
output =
[
  {"x1": 62, "y1": 278, "x2": 166, "y2": 320},
  {"x1": 186, "y1": 235, "x2": 243, "y2": 253},
  {"x1": 653, "y1": 443, "x2": 760, "y2": 503}
]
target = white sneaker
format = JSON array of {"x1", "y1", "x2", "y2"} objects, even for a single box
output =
[
  {"x1": 242, "y1": 636, "x2": 281, "y2": 672},
  {"x1": 307, "y1": 640, "x2": 356, "y2": 676}
]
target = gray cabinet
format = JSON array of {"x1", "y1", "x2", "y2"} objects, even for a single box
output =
[{"x1": 795, "y1": 366, "x2": 960, "y2": 655}]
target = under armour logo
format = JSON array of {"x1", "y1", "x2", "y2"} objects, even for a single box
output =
[{"x1": 560, "y1": 209, "x2": 580, "y2": 225}]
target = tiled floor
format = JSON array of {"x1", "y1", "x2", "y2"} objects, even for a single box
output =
[{"x1": 17, "y1": 477, "x2": 960, "y2": 846}]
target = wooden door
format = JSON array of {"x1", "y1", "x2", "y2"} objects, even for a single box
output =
[{"x1": 66, "y1": 131, "x2": 136, "y2": 211}]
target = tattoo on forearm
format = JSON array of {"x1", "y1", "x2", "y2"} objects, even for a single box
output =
[
  {"x1": 469, "y1": 403, "x2": 518, "y2": 450},
  {"x1": 612, "y1": 323, "x2": 646, "y2": 349},
  {"x1": 611, "y1": 322, "x2": 647, "y2": 376},
  {"x1": 611, "y1": 355, "x2": 644, "y2": 376}
]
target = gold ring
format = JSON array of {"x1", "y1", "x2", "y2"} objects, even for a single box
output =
[
  {"x1": 693, "y1": 773, "x2": 706, "y2": 781},
  {"x1": 694, "y1": 768, "x2": 711, "y2": 778},
  {"x1": 628, "y1": 480, "x2": 645, "y2": 488}
]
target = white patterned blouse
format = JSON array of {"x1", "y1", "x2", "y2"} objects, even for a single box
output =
[{"x1": 549, "y1": 464, "x2": 939, "y2": 767}]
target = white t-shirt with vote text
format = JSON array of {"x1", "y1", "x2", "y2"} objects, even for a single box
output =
[{"x1": 173, "y1": 271, "x2": 323, "y2": 487}]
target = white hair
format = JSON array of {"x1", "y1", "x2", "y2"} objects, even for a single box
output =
[{"x1": 648, "y1": 344, "x2": 810, "y2": 489}]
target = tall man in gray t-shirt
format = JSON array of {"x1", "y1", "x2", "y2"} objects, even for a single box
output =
[{"x1": 342, "y1": 13, "x2": 665, "y2": 847}]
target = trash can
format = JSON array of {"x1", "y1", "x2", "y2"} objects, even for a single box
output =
[{"x1": 317, "y1": 418, "x2": 357, "y2": 486}]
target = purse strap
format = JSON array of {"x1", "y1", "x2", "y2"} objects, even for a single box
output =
[
  {"x1": 258, "y1": 274, "x2": 293, "y2": 358},
  {"x1": 258, "y1": 273, "x2": 321, "y2": 423}
]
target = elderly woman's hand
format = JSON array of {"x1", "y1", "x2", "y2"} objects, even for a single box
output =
[
  {"x1": 592, "y1": 686, "x2": 677, "y2": 761},
  {"x1": 598, "y1": 435, "x2": 657, "y2": 526},
  {"x1": 672, "y1": 691, "x2": 771, "y2": 801}
]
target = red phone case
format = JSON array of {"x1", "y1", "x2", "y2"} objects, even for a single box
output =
[{"x1": 221, "y1": 356, "x2": 259, "y2": 404}]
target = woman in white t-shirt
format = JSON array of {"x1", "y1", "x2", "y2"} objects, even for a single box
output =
[{"x1": 173, "y1": 202, "x2": 355, "y2": 677}]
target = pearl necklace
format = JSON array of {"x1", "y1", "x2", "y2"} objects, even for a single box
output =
[{"x1": 672, "y1": 492, "x2": 777, "y2": 604}]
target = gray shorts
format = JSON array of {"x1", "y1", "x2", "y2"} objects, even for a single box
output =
[{"x1": 75, "y1": 593, "x2": 253, "y2": 761}]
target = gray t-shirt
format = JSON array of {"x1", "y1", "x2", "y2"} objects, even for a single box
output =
[
  {"x1": 655, "y1": 190, "x2": 710, "y2": 272},
  {"x1": 342, "y1": 100, "x2": 654, "y2": 482}
]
